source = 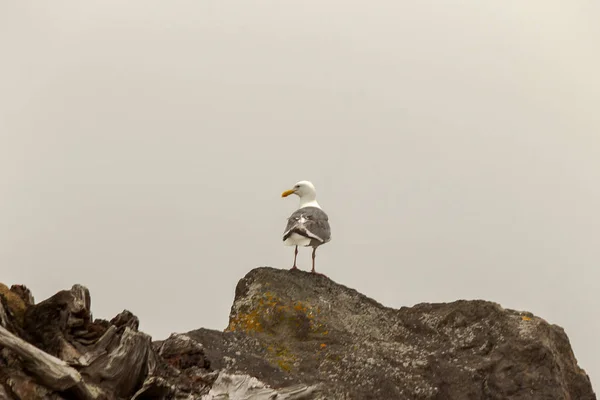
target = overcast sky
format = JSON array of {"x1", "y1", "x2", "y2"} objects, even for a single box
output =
[{"x1": 1, "y1": 0, "x2": 599, "y2": 389}]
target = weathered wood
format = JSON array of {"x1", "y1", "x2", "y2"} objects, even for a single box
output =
[
  {"x1": 0, "y1": 325, "x2": 81, "y2": 391},
  {"x1": 81, "y1": 327, "x2": 151, "y2": 398},
  {"x1": 203, "y1": 373, "x2": 321, "y2": 400},
  {"x1": 0, "y1": 295, "x2": 26, "y2": 339},
  {"x1": 0, "y1": 383, "x2": 14, "y2": 400},
  {"x1": 7, "y1": 284, "x2": 156, "y2": 399},
  {"x1": 5, "y1": 372, "x2": 55, "y2": 400},
  {"x1": 0, "y1": 322, "x2": 104, "y2": 400},
  {"x1": 23, "y1": 288, "x2": 88, "y2": 359},
  {"x1": 0, "y1": 299, "x2": 8, "y2": 329},
  {"x1": 130, "y1": 377, "x2": 173, "y2": 400},
  {"x1": 78, "y1": 325, "x2": 118, "y2": 366},
  {"x1": 0, "y1": 284, "x2": 27, "y2": 328},
  {"x1": 110, "y1": 309, "x2": 139, "y2": 331}
]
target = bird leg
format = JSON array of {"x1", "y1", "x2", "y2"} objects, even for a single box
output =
[
  {"x1": 310, "y1": 247, "x2": 327, "y2": 277},
  {"x1": 290, "y1": 246, "x2": 299, "y2": 270}
]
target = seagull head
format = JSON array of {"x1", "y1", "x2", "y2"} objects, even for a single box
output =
[{"x1": 281, "y1": 180, "x2": 316, "y2": 199}]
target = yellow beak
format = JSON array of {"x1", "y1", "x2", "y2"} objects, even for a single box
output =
[{"x1": 281, "y1": 189, "x2": 295, "y2": 198}]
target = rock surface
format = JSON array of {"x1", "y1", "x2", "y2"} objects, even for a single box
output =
[
  {"x1": 0, "y1": 267, "x2": 596, "y2": 400},
  {"x1": 189, "y1": 267, "x2": 596, "y2": 400}
]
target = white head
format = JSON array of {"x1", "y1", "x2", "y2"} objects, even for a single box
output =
[{"x1": 281, "y1": 180, "x2": 320, "y2": 208}]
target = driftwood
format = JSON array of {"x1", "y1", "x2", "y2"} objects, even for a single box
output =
[
  {"x1": 0, "y1": 284, "x2": 158, "y2": 399},
  {"x1": 202, "y1": 373, "x2": 322, "y2": 400},
  {"x1": 81, "y1": 326, "x2": 151, "y2": 398},
  {"x1": 0, "y1": 325, "x2": 82, "y2": 391},
  {"x1": 0, "y1": 285, "x2": 217, "y2": 400},
  {"x1": 0, "y1": 299, "x2": 8, "y2": 329},
  {"x1": 23, "y1": 284, "x2": 93, "y2": 365},
  {"x1": 0, "y1": 383, "x2": 11, "y2": 399},
  {"x1": 0, "y1": 285, "x2": 27, "y2": 336},
  {"x1": 0, "y1": 284, "x2": 216, "y2": 400}
]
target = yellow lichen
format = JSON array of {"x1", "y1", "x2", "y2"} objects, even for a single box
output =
[
  {"x1": 226, "y1": 307, "x2": 265, "y2": 333},
  {"x1": 226, "y1": 292, "x2": 284, "y2": 333},
  {"x1": 226, "y1": 292, "x2": 329, "y2": 337},
  {"x1": 267, "y1": 344, "x2": 296, "y2": 372}
]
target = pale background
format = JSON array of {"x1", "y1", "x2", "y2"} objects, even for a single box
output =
[{"x1": 1, "y1": 0, "x2": 598, "y2": 389}]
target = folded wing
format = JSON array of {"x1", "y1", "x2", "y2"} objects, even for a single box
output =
[{"x1": 283, "y1": 206, "x2": 331, "y2": 245}]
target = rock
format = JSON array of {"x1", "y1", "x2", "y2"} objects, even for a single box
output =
[
  {"x1": 0, "y1": 268, "x2": 596, "y2": 399},
  {"x1": 187, "y1": 327, "x2": 303, "y2": 389},
  {"x1": 157, "y1": 333, "x2": 209, "y2": 370},
  {"x1": 185, "y1": 267, "x2": 596, "y2": 400}
]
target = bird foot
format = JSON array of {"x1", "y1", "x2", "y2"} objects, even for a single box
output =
[
  {"x1": 290, "y1": 266, "x2": 299, "y2": 271},
  {"x1": 310, "y1": 270, "x2": 327, "y2": 277}
]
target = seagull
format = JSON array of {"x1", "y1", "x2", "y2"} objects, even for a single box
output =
[{"x1": 281, "y1": 181, "x2": 331, "y2": 273}]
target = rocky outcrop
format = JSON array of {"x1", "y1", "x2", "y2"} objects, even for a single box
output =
[
  {"x1": 0, "y1": 268, "x2": 596, "y2": 399},
  {"x1": 201, "y1": 268, "x2": 596, "y2": 399}
]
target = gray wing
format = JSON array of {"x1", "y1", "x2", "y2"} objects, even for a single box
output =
[{"x1": 283, "y1": 206, "x2": 331, "y2": 244}]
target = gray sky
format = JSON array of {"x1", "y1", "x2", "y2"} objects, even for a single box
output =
[{"x1": 1, "y1": 0, "x2": 599, "y2": 388}]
